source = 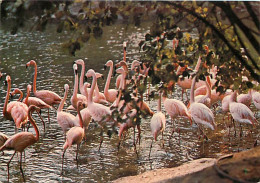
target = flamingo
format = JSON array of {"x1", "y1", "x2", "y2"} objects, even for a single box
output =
[
  {"x1": 188, "y1": 75, "x2": 216, "y2": 139},
  {"x1": 117, "y1": 109, "x2": 141, "y2": 154},
  {"x1": 26, "y1": 60, "x2": 62, "y2": 122},
  {"x1": 252, "y1": 90, "x2": 260, "y2": 110},
  {"x1": 115, "y1": 60, "x2": 128, "y2": 89},
  {"x1": 62, "y1": 101, "x2": 85, "y2": 172},
  {"x1": 104, "y1": 60, "x2": 118, "y2": 103},
  {"x1": 11, "y1": 87, "x2": 45, "y2": 131},
  {"x1": 8, "y1": 88, "x2": 29, "y2": 130},
  {"x1": 162, "y1": 90, "x2": 192, "y2": 139},
  {"x1": 93, "y1": 72, "x2": 108, "y2": 105},
  {"x1": 3, "y1": 75, "x2": 20, "y2": 122},
  {"x1": 74, "y1": 59, "x2": 89, "y2": 96},
  {"x1": 123, "y1": 41, "x2": 127, "y2": 62},
  {"x1": 237, "y1": 89, "x2": 252, "y2": 107},
  {"x1": 0, "y1": 105, "x2": 41, "y2": 181},
  {"x1": 149, "y1": 92, "x2": 166, "y2": 159},
  {"x1": 57, "y1": 84, "x2": 79, "y2": 137},
  {"x1": 86, "y1": 69, "x2": 115, "y2": 151},
  {"x1": 68, "y1": 64, "x2": 88, "y2": 111},
  {"x1": 229, "y1": 90, "x2": 257, "y2": 136},
  {"x1": 194, "y1": 76, "x2": 212, "y2": 107}
]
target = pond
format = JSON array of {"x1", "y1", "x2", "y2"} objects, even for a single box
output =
[{"x1": 0, "y1": 21, "x2": 259, "y2": 182}]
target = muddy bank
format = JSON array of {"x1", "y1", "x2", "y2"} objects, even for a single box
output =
[{"x1": 112, "y1": 146, "x2": 260, "y2": 183}]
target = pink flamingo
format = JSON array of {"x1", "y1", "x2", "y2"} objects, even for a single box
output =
[
  {"x1": 104, "y1": 60, "x2": 118, "y2": 103},
  {"x1": 62, "y1": 101, "x2": 85, "y2": 172},
  {"x1": 229, "y1": 90, "x2": 256, "y2": 136},
  {"x1": 189, "y1": 75, "x2": 216, "y2": 139},
  {"x1": 86, "y1": 69, "x2": 115, "y2": 151},
  {"x1": 252, "y1": 90, "x2": 260, "y2": 110},
  {"x1": 74, "y1": 59, "x2": 89, "y2": 96},
  {"x1": 22, "y1": 85, "x2": 47, "y2": 130},
  {"x1": 57, "y1": 84, "x2": 79, "y2": 137},
  {"x1": 3, "y1": 75, "x2": 20, "y2": 122},
  {"x1": 68, "y1": 64, "x2": 88, "y2": 111},
  {"x1": 194, "y1": 76, "x2": 212, "y2": 107},
  {"x1": 162, "y1": 90, "x2": 192, "y2": 139},
  {"x1": 93, "y1": 72, "x2": 108, "y2": 104},
  {"x1": 115, "y1": 60, "x2": 128, "y2": 89},
  {"x1": 176, "y1": 56, "x2": 203, "y2": 101},
  {"x1": 26, "y1": 60, "x2": 62, "y2": 122},
  {"x1": 11, "y1": 87, "x2": 45, "y2": 131},
  {"x1": 8, "y1": 88, "x2": 29, "y2": 130},
  {"x1": 149, "y1": 92, "x2": 166, "y2": 159},
  {"x1": 0, "y1": 105, "x2": 41, "y2": 181},
  {"x1": 237, "y1": 89, "x2": 252, "y2": 107}
]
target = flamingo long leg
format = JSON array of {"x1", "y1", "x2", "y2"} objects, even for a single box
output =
[{"x1": 7, "y1": 151, "x2": 16, "y2": 181}]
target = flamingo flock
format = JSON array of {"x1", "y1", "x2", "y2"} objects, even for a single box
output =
[{"x1": 0, "y1": 50, "x2": 259, "y2": 181}]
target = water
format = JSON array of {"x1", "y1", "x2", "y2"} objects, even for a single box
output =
[{"x1": 0, "y1": 22, "x2": 259, "y2": 182}]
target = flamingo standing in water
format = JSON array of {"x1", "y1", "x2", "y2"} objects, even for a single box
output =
[
  {"x1": 104, "y1": 60, "x2": 118, "y2": 103},
  {"x1": 194, "y1": 76, "x2": 212, "y2": 107},
  {"x1": 0, "y1": 105, "x2": 41, "y2": 181},
  {"x1": 149, "y1": 92, "x2": 166, "y2": 159},
  {"x1": 11, "y1": 87, "x2": 45, "y2": 131},
  {"x1": 3, "y1": 76, "x2": 28, "y2": 131},
  {"x1": 62, "y1": 101, "x2": 85, "y2": 172},
  {"x1": 86, "y1": 69, "x2": 115, "y2": 151},
  {"x1": 162, "y1": 90, "x2": 192, "y2": 139},
  {"x1": 26, "y1": 60, "x2": 62, "y2": 122},
  {"x1": 188, "y1": 75, "x2": 216, "y2": 139},
  {"x1": 229, "y1": 90, "x2": 256, "y2": 136},
  {"x1": 57, "y1": 84, "x2": 79, "y2": 138},
  {"x1": 237, "y1": 89, "x2": 252, "y2": 107}
]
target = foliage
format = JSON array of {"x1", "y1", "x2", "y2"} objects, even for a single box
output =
[{"x1": 1, "y1": 0, "x2": 259, "y2": 93}]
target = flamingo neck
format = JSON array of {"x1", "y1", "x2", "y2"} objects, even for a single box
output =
[
  {"x1": 104, "y1": 64, "x2": 113, "y2": 95},
  {"x1": 72, "y1": 71, "x2": 79, "y2": 100},
  {"x1": 58, "y1": 88, "x2": 68, "y2": 112},
  {"x1": 190, "y1": 76, "x2": 196, "y2": 104},
  {"x1": 230, "y1": 91, "x2": 237, "y2": 103},
  {"x1": 3, "y1": 80, "x2": 11, "y2": 116},
  {"x1": 88, "y1": 72, "x2": 97, "y2": 104},
  {"x1": 194, "y1": 56, "x2": 202, "y2": 72},
  {"x1": 15, "y1": 89, "x2": 23, "y2": 101},
  {"x1": 79, "y1": 62, "x2": 85, "y2": 94},
  {"x1": 32, "y1": 63, "x2": 37, "y2": 94},
  {"x1": 157, "y1": 93, "x2": 162, "y2": 112},
  {"x1": 94, "y1": 83, "x2": 100, "y2": 97},
  {"x1": 28, "y1": 108, "x2": 40, "y2": 141},
  {"x1": 205, "y1": 80, "x2": 211, "y2": 98},
  {"x1": 77, "y1": 103, "x2": 83, "y2": 128}
]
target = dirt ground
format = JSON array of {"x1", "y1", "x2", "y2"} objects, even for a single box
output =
[{"x1": 112, "y1": 146, "x2": 260, "y2": 183}]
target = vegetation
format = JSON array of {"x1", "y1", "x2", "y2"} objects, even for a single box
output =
[{"x1": 1, "y1": 1, "x2": 259, "y2": 93}]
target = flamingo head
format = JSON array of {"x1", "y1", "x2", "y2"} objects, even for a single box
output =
[
  {"x1": 95, "y1": 72, "x2": 104, "y2": 80},
  {"x1": 11, "y1": 88, "x2": 22, "y2": 97},
  {"x1": 116, "y1": 67, "x2": 125, "y2": 75},
  {"x1": 86, "y1": 69, "x2": 95, "y2": 78},
  {"x1": 27, "y1": 85, "x2": 32, "y2": 92},
  {"x1": 83, "y1": 82, "x2": 91, "y2": 89},
  {"x1": 115, "y1": 60, "x2": 127, "y2": 69},
  {"x1": 105, "y1": 60, "x2": 113, "y2": 68},
  {"x1": 64, "y1": 84, "x2": 69, "y2": 92},
  {"x1": 26, "y1": 60, "x2": 36, "y2": 68},
  {"x1": 74, "y1": 59, "x2": 84, "y2": 65},
  {"x1": 123, "y1": 41, "x2": 127, "y2": 49},
  {"x1": 73, "y1": 63, "x2": 78, "y2": 75},
  {"x1": 5, "y1": 75, "x2": 11, "y2": 86}
]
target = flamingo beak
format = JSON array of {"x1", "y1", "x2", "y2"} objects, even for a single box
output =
[{"x1": 104, "y1": 65, "x2": 107, "y2": 70}]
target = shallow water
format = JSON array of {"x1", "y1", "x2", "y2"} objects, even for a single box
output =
[{"x1": 0, "y1": 22, "x2": 259, "y2": 182}]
